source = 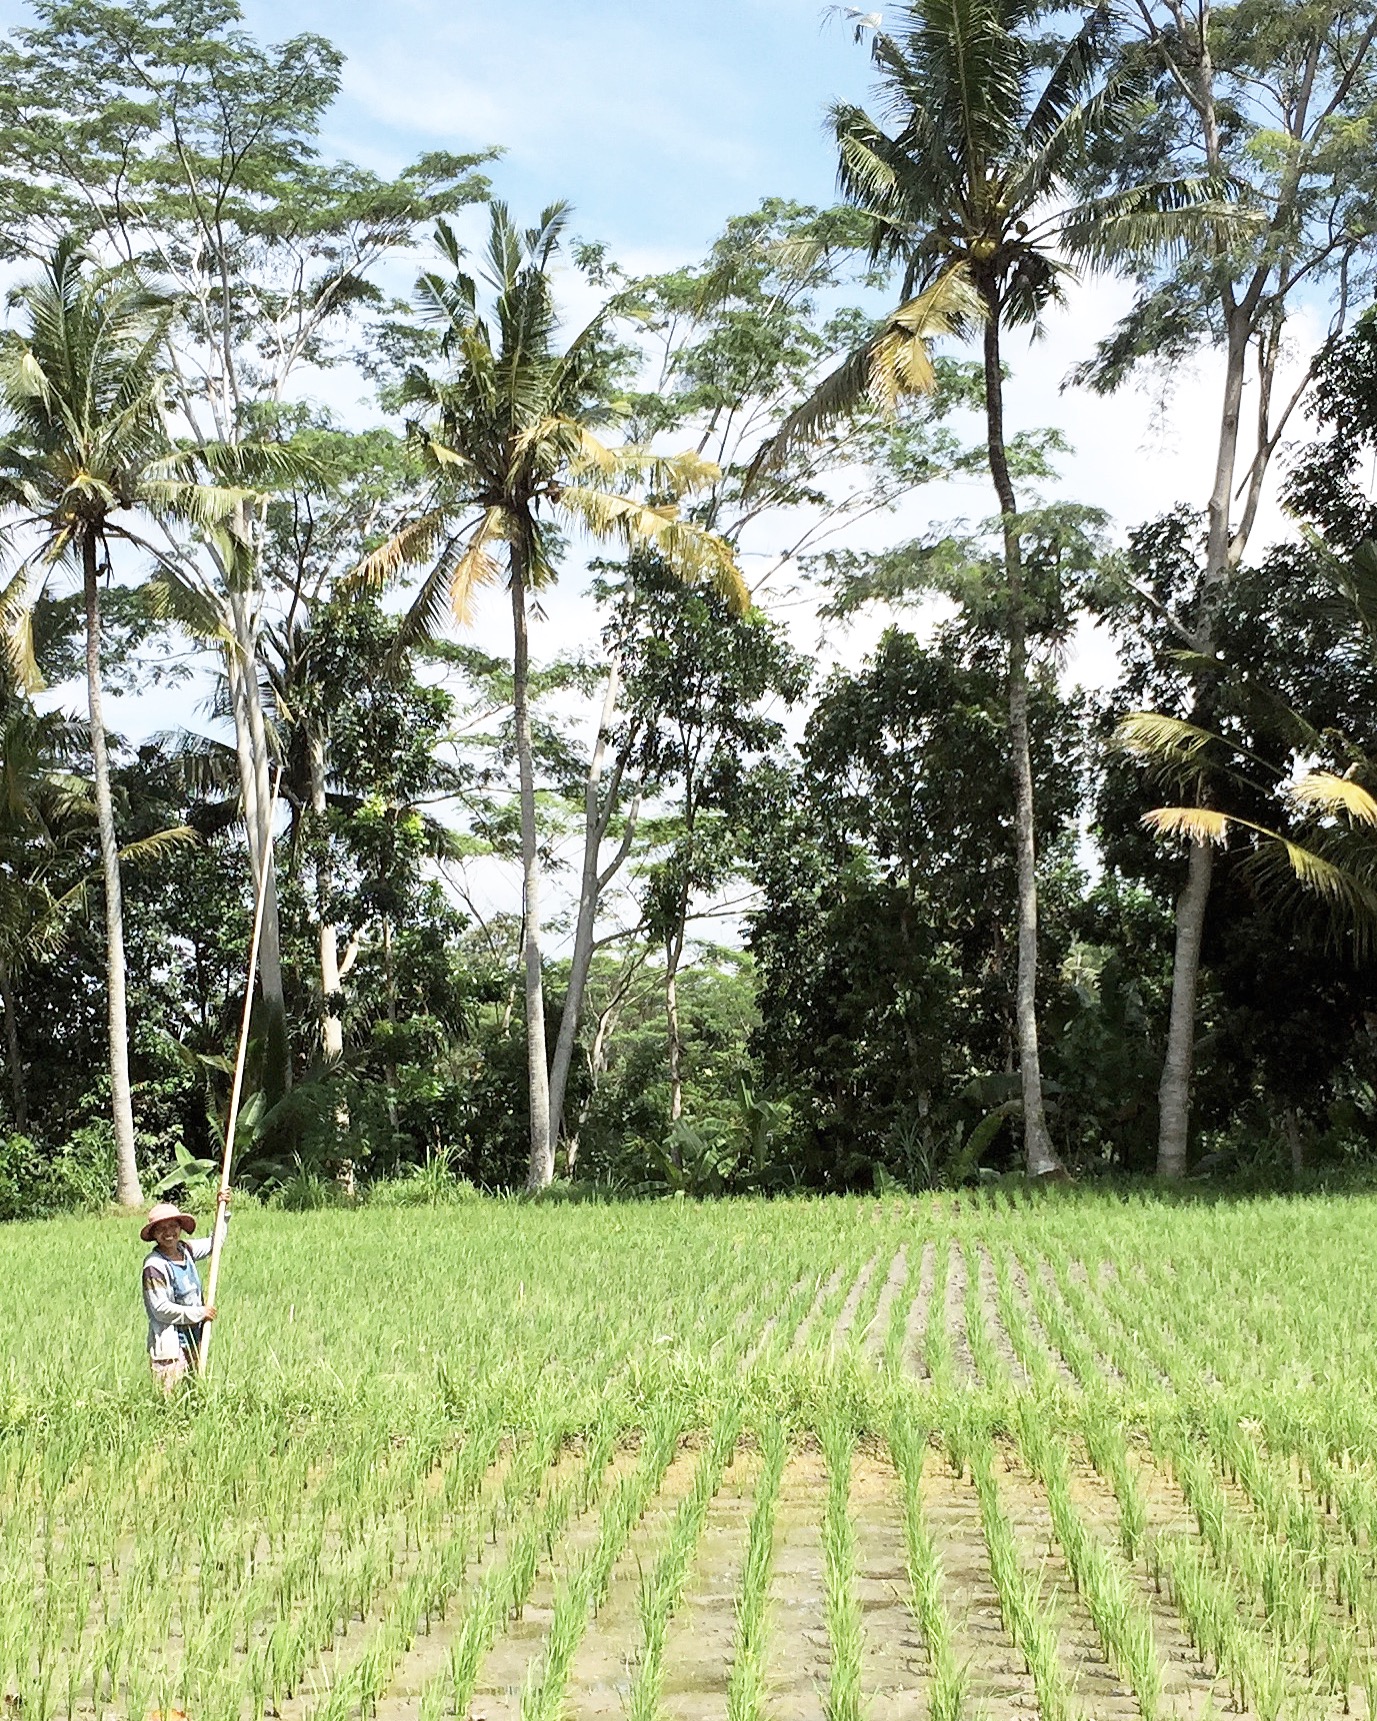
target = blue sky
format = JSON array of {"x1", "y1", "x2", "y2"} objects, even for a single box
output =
[
  {"x1": 242, "y1": 0, "x2": 875, "y2": 265},
  {"x1": 226, "y1": 0, "x2": 1279, "y2": 591}
]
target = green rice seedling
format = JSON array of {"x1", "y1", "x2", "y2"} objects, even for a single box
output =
[
  {"x1": 448, "y1": 1587, "x2": 497, "y2": 1719},
  {"x1": 889, "y1": 1410, "x2": 968, "y2": 1721},
  {"x1": 988, "y1": 1244, "x2": 1059, "y2": 1394},
  {"x1": 820, "y1": 1418, "x2": 864, "y2": 1721},
  {"x1": 1014, "y1": 1402, "x2": 1161, "y2": 1721},
  {"x1": 725, "y1": 1419, "x2": 786, "y2": 1721},
  {"x1": 1324, "y1": 1622, "x2": 1355, "y2": 1712},
  {"x1": 961, "y1": 1247, "x2": 1009, "y2": 1392},
  {"x1": 520, "y1": 1408, "x2": 684, "y2": 1721},
  {"x1": 626, "y1": 1408, "x2": 738, "y2": 1721},
  {"x1": 968, "y1": 1433, "x2": 1080, "y2": 1721},
  {"x1": 1078, "y1": 1402, "x2": 1147, "y2": 1562},
  {"x1": 1362, "y1": 1648, "x2": 1377, "y2": 1721}
]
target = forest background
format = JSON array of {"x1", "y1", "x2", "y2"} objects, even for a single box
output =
[{"x1": 3, "y1": 0, "x2": 1377, "y2": 1217}]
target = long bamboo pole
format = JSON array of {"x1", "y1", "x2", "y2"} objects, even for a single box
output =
[{"x1": 198, "y1": 769, "x2": 281, "y2": 1379}]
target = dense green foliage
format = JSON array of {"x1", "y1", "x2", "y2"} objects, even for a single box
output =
[{"x1": 2, "y1": 0, "x2": 1377, "y2": 1209}]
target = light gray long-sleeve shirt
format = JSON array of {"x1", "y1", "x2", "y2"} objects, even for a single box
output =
[{"x1": 142, "y1": 1220, "x2": 225, "y2": 1360}]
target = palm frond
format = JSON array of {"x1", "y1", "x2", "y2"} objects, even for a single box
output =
[
  {"x1": 348, "y1": 510, "x2": 449, "y2": 593},
  {"x1": 746, "y1": 267, "x2": 979, "y2": 482},
  {"x1": 1022, "y1": 3, "x2": 1112, "y2": 150},
  {"x1": 558, "y1": 485, "x2": 747, "y2": 613},
  {"x1": 449, "y1": 508, "x2": 508, "y2": 624},
  {"x1": 1246, "y1": 833, "x2": 1377, "y2": 959},
  {"x1": 119, "y1": 824, "x2": 199, "y2": 865},
  {"x1": 144, "y1": 568, "x2": 230, "y2": 644},
  {"x1": 138, "y1": 480, "x2": 249, "y2": 531},
  {"x1": 1142, "y1": 806, "x2": 1232, "y2": 846},
  {"x1": 1290, "y1": 772, "x2": 1377, "y2": 827},
  {"x1": 1114, "y1": 710, "x2": 1222, "y2": 763},
  {"x1": 1061, "y1": 178, "x2": 1253, "y2": 271},
  {"x1": 0, "y1": 565, "x2": 40, "y2": 692}
]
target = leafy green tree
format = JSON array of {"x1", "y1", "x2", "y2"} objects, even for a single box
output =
[
  {"x1": 749, "y1": 623, "x2": 1084, "y2": 1186},
  {"x1": 1079, "y1": 0, "x2": 1377, "y2": 1175},
  {"x1": 761, "y1": 0, "x2": 1217, "y2": 1174},
  {"x1": 0, "y1": 0, "x2": 494, "y2": 1040},
  {"x1": 0, "y1": 239, "x2": 240, "y2": 1204},
  {"x1": 367, "y1": 204, "x2": 747, "y2": 1191},
  {"x1": 0, "y1": 687, "x2": 86, "y2": 1131},
  {"x1": 543, "y1": 200, "x2": 984, "y2": 1164},
  {"x1": 603, "y1": 554, "x2": 808, "y2": 1135}
]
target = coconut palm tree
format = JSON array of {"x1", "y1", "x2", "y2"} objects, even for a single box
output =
[
  {"x1": 1122, "y1": 717, "x2": 1377, "y2": 949},
  {"x1": 361, "y1": 204, "x2": 749, "y2": 1191},
  {"x1": 757, "y1": 0, "x2": 1230, "y2": 1176},
  {"x1": 0, "y1": 238, "x2": 249, "y2": 1205},
  {"x1": 1121, "y1": 535, "x2": 1377, "y2": 958}
]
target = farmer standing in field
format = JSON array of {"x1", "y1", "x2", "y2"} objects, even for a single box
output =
[{"x1": 140, "y1": 1195, "x2": 228, "y2": 1389}]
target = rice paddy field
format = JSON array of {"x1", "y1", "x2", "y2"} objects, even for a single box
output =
[{"x1": 5, "y1": 1189, "x2": 1377, "y2": 1721}]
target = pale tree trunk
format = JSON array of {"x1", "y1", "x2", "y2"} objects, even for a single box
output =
[
  {"x1": 1284, "y1": 1109, "x2": 1305, "y2": 1180},
  {"x1": 981, "y1": 299, "x2": 1063, "y2": 1179},
  {"x1": 309, "y1": 730, "x2": 344, "y2": 1062},
  {"x1": 83, "y1": 534, "x2": 142, "y2": 1206},
  {"x1": 512, "y1": 558, "x2": 553, "y2": 1191},
  {"x1": 547, "y1": 662, "x2": 639, "y2": 1154},
  {"x1": 1156, "y1": 840, "x2": 1213, "y2": 1177},
  {"x1": 381, "y1": 915, "x2": 399, "y2": 1129},
  {"x1": 665, "y1": 934, "x2": 685, "y2": 1136},
  {"x1": 1156, "y1": 307, "x2": 1248, "y2": 1177},
  {"x1": 226, "y1": 590, "x2": 288, "y2": 1053},
  {"x1": 0, "y1": 955, "x2": 26, "y2": 1131}
]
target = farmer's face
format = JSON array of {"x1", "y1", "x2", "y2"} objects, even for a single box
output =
[{"x1": 152, "y1": 1219, "x2": 184, "y2": 1249}]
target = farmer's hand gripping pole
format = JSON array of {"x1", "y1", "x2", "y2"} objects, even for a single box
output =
[{"x1": 198, "y1": 769, "x2": 281, "y2": 1380}]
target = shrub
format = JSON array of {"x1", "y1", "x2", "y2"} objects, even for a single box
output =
[{"x1": 0, "y1": 1126, "x2": 114, "y2": 1221}]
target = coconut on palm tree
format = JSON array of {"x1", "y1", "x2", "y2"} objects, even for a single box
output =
[
  {"x1": 756, "y1": 0, "x2": 1232, "y2": 1176},
  {"x1": 361, "y1": 204, "x2": 749, "y2": 1192},
  {"x1": 0, "y1": 238, "x2": 252, "y2": 1206}
]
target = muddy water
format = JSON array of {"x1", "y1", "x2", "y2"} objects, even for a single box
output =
[
  {"x1": 849, "y1": 1450, "x2": 927, "y2": 1718},
  {"x1": 560, "y1": 1440, "x2": 702, "y2": 1719},
  {"x1": 920, "y1": 1453, "x2": 1039, "y2": 1718},
  {"x1": 761, "y1": 1449, "x2": 830, "y2": 1720},
  {"x1": 658, "y1": 1451, "x2": 758, "y2": 1721}
]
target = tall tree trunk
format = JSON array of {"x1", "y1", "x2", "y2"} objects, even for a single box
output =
[
  {"x1": 0, "y1": 955, "x2": 26, "y2": 1131},
  {"x1": 512, "y1": 559, "x2": 553, "y2": 1191},
  {"x1": 547, "y1": 663, "x2": 638, "y2": 1152},
  {"x1": 1284, "y1": 1108, "x2": 1305, "y2": 1180},
  {"x1": 981, "y1": 296, "x2": 1063, "y2": 1179},
  {"x1": 1156, "y1": 308, "x2": 1248, "y2": 1177},
  {"x1": 381, "y1": 915, "x2": 399, "y2": 1130},
  {"x1": 309, "y1": 730, "x2": 344, "y2": 1062},
  {"x1": 665, "y1": 936, "x2": 685, "y2": 1141},
  {"x1": 226, "y1": 591, "x2": 288, "y2": 1059},
  {"x1": 83, "y1": 534, "x2": 141, "y2": 1206},
  {"x1": 1156, "y1": 840, "x2": 1213, "y2": 1177}
]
